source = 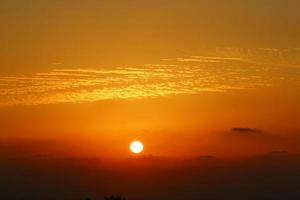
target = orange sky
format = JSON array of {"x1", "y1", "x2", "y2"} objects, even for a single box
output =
[{"x1": 0, "y1": 0, "x2": 300, "y2": 158}]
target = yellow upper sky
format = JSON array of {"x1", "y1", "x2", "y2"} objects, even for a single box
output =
[{"x1": 1, "y1": 0, "x2": 300, "y2": 74}]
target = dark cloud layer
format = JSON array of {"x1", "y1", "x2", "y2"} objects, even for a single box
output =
[{"x1": 232, "y1": 127, "x2": 261, "y2": 133}]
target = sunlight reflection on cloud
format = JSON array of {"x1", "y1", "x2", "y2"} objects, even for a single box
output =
[{"x1": 0, "y1": 48, "x2": 299, "y2": 106}]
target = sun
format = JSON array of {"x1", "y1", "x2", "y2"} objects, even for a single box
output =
[{"x1": 130, "y1": 141, "x2": 144, "y2": 154}]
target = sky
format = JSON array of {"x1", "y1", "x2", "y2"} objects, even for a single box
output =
[
  {"x1": 1, "y1": 1, "x2": 300, "y2": 200},
  {"x1": 0, "y1": 0, "x2": 300, "y2": 158}
]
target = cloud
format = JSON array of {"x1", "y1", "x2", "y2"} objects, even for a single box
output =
[
  {"x1": 231, "y1": 127, "x2": 261, "y2": 134},
  {"x1": 1, "y1": 47, "x2": 299, "y2": 106},
  {"x1": 268, "y1": 150, "x2": 289, "y2": 155},
  {"x1": 0, "y1": 64, "x2": 268, "y2": 106},
  {"x1": 165, "y1": 48, "x2": 300, "y2": 68},
  {"x1": 195, "y1": 155, "x2": 217, "y2": 161},
  {"x1": 174, "y1": 56, "x2": 243, "y2": 63}
]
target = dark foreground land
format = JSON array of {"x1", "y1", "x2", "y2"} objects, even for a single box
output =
[{"x1": 1, "y1": 152, "x2": 300, "y2": 200}]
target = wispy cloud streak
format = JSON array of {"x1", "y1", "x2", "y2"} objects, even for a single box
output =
[{"x1": 0, "y1": 48, "x2": 299, "y2": 106}]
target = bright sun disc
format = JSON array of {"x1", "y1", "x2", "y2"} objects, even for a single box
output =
[{"x1": 130, "y1": 141, "x2": 144, "y2": 154}]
